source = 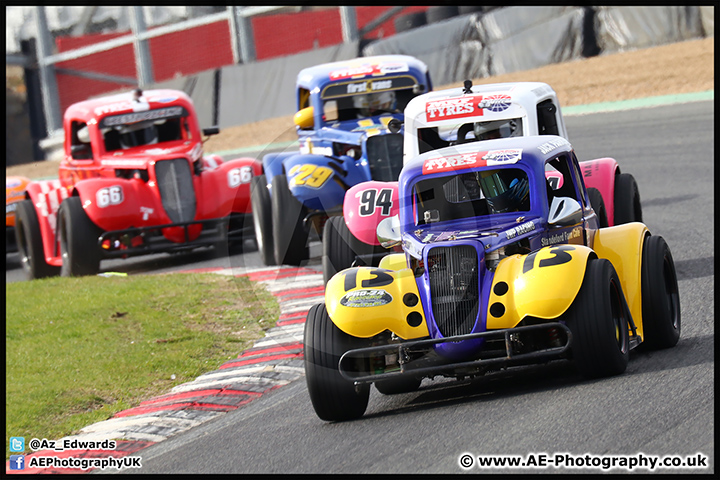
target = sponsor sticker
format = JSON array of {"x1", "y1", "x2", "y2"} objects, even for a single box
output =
[
  {"x1": 340, "y1": 289, "x2": 393, "y2": 308},
  {"x1": 538, "y1": 137, "x2": 570, "y2": 155},
  {"x1": 541, "y1": 226, "x2": 583, "y2": 246},
  {"x1": 425, "y1": 97, "x2": 477, "y2": 122},
  {"x1": 425, "y1": 93, "x2": 512, "y2": 122},
  {"x1": 101, "y1": 106, "x2": 184, "y2": 127},
  {"x1": 422, "y1": 149, "x2": 522, "y2": 174},
  {"x1": 140, "y1": 206, "x2": 154, "y2": 221},
  {"x1": 330, "y1": 62, "x2": 408, "y2": 81},
  {"x1": 505, "y1": 221, "x2": 536, "y2": 239},
  {"x1": 151, "y1": 96, "x2": 178, "y2": 104}
]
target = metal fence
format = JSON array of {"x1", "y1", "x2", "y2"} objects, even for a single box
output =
[{"x1": 6, "y1": 6, "x2": 433, "y2": 161}]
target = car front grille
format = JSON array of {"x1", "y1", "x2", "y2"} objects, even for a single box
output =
[
  {"x1": 155, "y1": 159, "x2": 196, "y2": 224},
  {"x1": 427, "y1": 245, "x2": 479, "y2": 337}
]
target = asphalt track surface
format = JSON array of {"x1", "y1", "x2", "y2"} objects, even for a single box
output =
[{"x1": 8, "y1": 100, "x2": 714, "y2": 473}]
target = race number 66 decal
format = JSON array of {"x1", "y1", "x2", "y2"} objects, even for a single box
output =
[
  {"x1": 96, "y1": 185, "x2": 123, "y2": 208},
  {"x1": 228, "y1": 167, "x2": 253, "y2": 188},
  {"x1": 356, "y1": 188, "x2": 393, "y2": 216}
]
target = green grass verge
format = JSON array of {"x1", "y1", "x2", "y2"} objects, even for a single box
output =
[{"x1": 5, "y1": 273, "x2": 279, "y2": 458}]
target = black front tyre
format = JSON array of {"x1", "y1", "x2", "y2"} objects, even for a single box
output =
[
  {"x1": 58, "y1": 196, "x2": 103, "y2": 277},
  {"x1": 613, "y1": 173, "x2": 642, "y2": 225},
  {"x1": 304, "y1": 303, "x2": 370, "y2": 421},
  {"x1": 15, "y1": 199, "x2": 60, "y2": 279},
  {"x1": 271, "y1": 174, "x2": 309, "y2": 266},
  {"x1": 639, "y1": 235, "x2": 681, "y2": 350},
  {"x1": 566, "y1": 258, "x2": 629, "y2": 378},
  {"x1": 587, "y1": 187, "x2": 609, "y2": 228},
  {"x1": 250, "y1": 174, "x2": 276, "y2": 265}
]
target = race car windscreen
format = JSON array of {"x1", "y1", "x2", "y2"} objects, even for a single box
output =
[
  {"x1": 321, "y1": 75, "x2": 422, "y2": 121},
  {"x1": 417, "y1": 118, "x2": 524, "y2": 155},
  {"x1": 100, "y1": 106, "x2": 188, "y2": 151},
  {"x1": 413, "y1": 167, "x2": 531, "y2": 225}
]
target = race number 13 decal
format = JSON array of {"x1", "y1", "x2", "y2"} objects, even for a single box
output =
[
  {"x1": 356, "y1": 188, "x2": 393, "y2": 216},
  {"x1": 343, "y1": 268, "x2": 393, "y2": 292},
  {"x1": 289, "y1": 164, "x2": 332, "y2": 188}
]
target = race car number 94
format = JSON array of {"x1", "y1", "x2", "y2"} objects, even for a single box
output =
[
  {"x1": 356, "y1": 188, "x2": 393, "y2": 216},
  {"x1": 96, "y1": 186, "x2": 123, "y2": 208}
]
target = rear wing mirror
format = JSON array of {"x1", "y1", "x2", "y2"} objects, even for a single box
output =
[{"x1": 548, "y1": 196, "x2": 583, "y2": 227}]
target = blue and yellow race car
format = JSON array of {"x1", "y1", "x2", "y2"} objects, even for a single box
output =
[
  {"x1": 304, "y1": 135, "x2": 680, "y2": 421},
  {"x1": 250, "y1": 55, "x2": 432, "y2": 266}
]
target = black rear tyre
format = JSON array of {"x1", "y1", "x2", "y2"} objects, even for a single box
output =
[
  {"x1": 15, "y1": 199, "x2": 60, "y2": 279},
  {"x1": 614, "y1": 173, "x2": 642, "y2": 225},
  {"x1": 58, "y1": 196, "x2": 102, "y2": 277},
  {"x1": 587, "y1": 187, "x2": 609, "y2": 228},
  {"x1": 271, "y1": 174, "x2": 309, "y2": 266},
  {"x1": 566, "y1": 258, "x2": 629, "y2": 378},
  {"x1": 639, "y1": 235, "x2": 681, "y2": 350},
  {"x1": 250, "y1": 174, "x2": 276, "y2": 265},
  {"x1": 304, "y1": 304, "x2": 370, "y2": 421}
]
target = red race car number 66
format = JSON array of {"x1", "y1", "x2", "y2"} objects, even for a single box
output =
[{"x1": 96, "y1": 185, "x2": 123, "y2": 208}]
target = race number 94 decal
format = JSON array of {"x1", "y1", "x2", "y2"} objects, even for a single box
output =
[
  {"x1": 96, "y1": 185, "x2": 123, "y2": 208},
  {"x1": 356, "y1": 188, "x2": 393, "y2": 217},
  {"x1": 289, "y1": 164, "x2": 332, "y2": 188}
]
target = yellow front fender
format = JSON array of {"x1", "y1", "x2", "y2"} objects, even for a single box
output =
[
  {"x1": 487, "y1": 244, "x2": 595, "y2": 329},
  {"x1": 326, "y1": 266, "x2": 429, "y2": 340}
]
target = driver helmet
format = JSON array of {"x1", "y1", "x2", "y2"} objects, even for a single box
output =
[
  {"x1": 353, "y1": 91, "x2": 396, "y2": 117},
  {"x1": 118, "y1": 122, "x2": 158, "y2": 149},
  {"x1": 486, "y1": 176, "x2": 530, "y2": 213},
  {"x1": 473, "y1": 119, "x2": 520, "y2": 141}
]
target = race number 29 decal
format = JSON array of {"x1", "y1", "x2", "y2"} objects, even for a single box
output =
[
  {"x1": 96, "y1": 186, "x2": 123, "y2": 208},
  {"x1": 356, "y1": 188, "x2": 393, "y2": 216},
  {"x1": 289, "y1": 164, "x2": 332, "y2": 188}
]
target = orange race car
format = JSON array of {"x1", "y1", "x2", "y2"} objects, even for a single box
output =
[{"x1": 6, "y1": 175, "x2": 30, "y2": 253}]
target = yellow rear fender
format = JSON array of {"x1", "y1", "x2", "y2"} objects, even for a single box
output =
[
  {"x1": 325, "y1": 266, "x2": 429, "y2": 340},
  {"x1": 487, "y1": 244, "x2": 595, "y2": 330},
  {"x1": 592, "y1": 222, "x2": 648, "y2": 339}
]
